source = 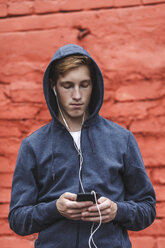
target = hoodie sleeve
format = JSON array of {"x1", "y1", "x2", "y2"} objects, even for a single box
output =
[
  {"x1": 114, "y1": 131, "x2": 156, "y2": 231},
  {"x1": 8, "y1": 139, "x2": 62, "y2": 236}
]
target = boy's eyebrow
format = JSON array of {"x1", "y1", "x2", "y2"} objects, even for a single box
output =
[
  {"x1": 81, "y1": 79, "x2": 91, "y2": 83},
  {"x1": 60, "y1": 79, "x2": 91, "y2": 84}
]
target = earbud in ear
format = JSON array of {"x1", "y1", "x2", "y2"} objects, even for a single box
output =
[{"x1": 53, "y1": 87, "x2": 57, "y2": 96}]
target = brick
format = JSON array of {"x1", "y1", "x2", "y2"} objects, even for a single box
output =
[
  {"x1": 148, "y1": 98, "x2": 165, "y2": 116},
  {"x1": 143, "y1": 0, "x2": 165, "y2": 4},
  {"x1": 34, "y1": 0, "x2": 114, "y2": 14},
  {"x1": 129, "y1": 236, "x2": 156, "y2": 248},
  {"x1": 0, "y1": 102, "x2": 41, "y2": 120},
  {"x1": 9, "y1": 81, "x2": 44, "y2": 103},
  {"x1": 156, "y1": 203, "x2": 165, "y2": 218},
  {"x1": 0, "y1": 61, "x2": 44, "y2": 84},
  {"x1": 0, "y1": 219, "x2": 13, "y2": 235},
  {"x1": 130, "y1": 116, "x2": 165, "y2": 133},
  {"x1": 0, "y1": 156, "x2": 14, "y2": 173},
  {"x1": 8, "y1": 1, "x2": 34, "y2": 16},
  {"x1": 115, "y1": 81, "x2": 165, "y2": 101},
  {"x1": 157, "y1": 237, "x2": 165, "y2": 248},
  {"x1": 0, "y1": 188, "x2": 11, "y2": 203},
  {"x1": 0, "y1": 121, "x2": 22, "y2": 138},
  {"x1": 0, "y1": 236, "x2": 34, "y2": 248},
  {"x1": 101, "y1": 100, "x2": 157, "y2": 120},
  {"x1": 154, "y1": 185, "x2": 165, "y2": 201},
  {"x1": 137, "y1": 136, "x2": 165, "y2": 166},
  {"x1": 0, "y1": 31, "x2": 70, "y2": 66},
  {"x1": 0, "y1": 15, "x2": 41, "y2": 33},
  {"x1": 0, "y1": 203, "x2": 9, "y2": 218},
  {"x1": 0, "y1": 3, "x2": 7, "y2": 17},
  {"x1": 0, "y1": 173, "x2": 13, "y2": 188},
  {"x1": 114, "y1": 0, "x2": 141, "y2": 7},
  {"x1": 152, "y1": 168, "x2": 165, "y2": 184},
  {"x1": 0, "y1": 138, "x2": 21, "y2": 157},
  {"x1": 0, "y1": 72, "x2": 43, "y2": 88},
  {"x1": 0, "y1": 84, "x2": 8, "y2": 103},
  {"x1": 0, "y1": 119, "x2": 47, "y2": 140}
]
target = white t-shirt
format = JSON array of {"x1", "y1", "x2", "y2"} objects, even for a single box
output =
[{"x1": 70, "y1": 131, "x2": 81, "y2": 150}]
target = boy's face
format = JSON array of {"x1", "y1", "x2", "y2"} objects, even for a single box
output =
[{"x1": 55, "y1": 65, "x2": 92, "y2": 121}]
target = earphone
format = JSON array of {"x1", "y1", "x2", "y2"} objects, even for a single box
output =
[
  {"x1": 52, "y1": 85, "x2": 102, "y2": 248},
  {"x1": 53, "y1": 87, "x2": 57, "y2": 96}
]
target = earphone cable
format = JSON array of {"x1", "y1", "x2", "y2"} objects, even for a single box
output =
[
  {"x1": 53, "y1": 87, "x2": 86, "y2": 193},
  {"x1": 88, "y1": 191, "x2": 102, "y2": 248}
]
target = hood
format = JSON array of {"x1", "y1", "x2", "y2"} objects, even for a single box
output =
[{"x1": 43, "y1": 44, "x2": 104, "y2": 125}]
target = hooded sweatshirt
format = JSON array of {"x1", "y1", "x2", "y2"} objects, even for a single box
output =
[{"x1": 8, "y1": 44, "x2": 156, "y2": 248}]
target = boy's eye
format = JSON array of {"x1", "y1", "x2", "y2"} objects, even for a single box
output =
[
  {"x1": 81, "y1": 81, "x2": 91, "y2": 88},
  {"x1": 81, "y1": 83, "x2": 88, "y2": 88},
  {"x1": 62, "y1": 83, "x2": 73, "y2": 89}
]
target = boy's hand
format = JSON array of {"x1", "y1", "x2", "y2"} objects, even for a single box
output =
[
  {"x1": 81, "y1": 197, "x2": 117, "y2": 223},
  {"x1": 56, "y1": 192, "x2": 94, "y2": 220}
]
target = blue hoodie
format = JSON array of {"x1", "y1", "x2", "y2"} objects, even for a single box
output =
[{"x1": 9, "y1": 44, "x2": 156, "y2": 248}]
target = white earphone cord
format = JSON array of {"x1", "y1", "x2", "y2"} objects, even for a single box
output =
[
  {"x1": 88, "y1": 191, "x2": 102, "y2": 248},
  {"x1": 74, "y1": 142, "x2": 85, "y2": 193},
  {"x1": 53, "y1": 88, "x2": 102, "y2": 247},
  {"x1": 53, "y1": 87, "x2": 85, "y2": 193}
]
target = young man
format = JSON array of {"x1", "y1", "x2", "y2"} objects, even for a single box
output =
[{"x1": 9, "y1": 44, "x2": 156, "y2": 248}]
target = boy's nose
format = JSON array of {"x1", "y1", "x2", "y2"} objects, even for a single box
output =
[{"x1": 72, "y1": 87, "x2": 81, "y2": 100}]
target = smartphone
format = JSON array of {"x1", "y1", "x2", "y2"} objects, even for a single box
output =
[{"x1": 76, "y1": 193, "x2": 99, "y2": 203}]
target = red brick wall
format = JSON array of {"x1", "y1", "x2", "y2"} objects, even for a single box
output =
[{"x1": 0, "y1": 0, "x2": 165, "y2": 247}]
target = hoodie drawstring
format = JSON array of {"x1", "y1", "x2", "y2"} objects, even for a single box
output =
[
  {"x1": 51, "y1": 121, "x2": 55, "y2": 181},
  {"x1": 87, "y1": 126, "x2": 95, "y2": 154}
]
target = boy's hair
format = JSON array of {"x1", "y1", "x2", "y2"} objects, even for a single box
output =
[{"x1": 50, "y1": 55, "x2": 95, "y2": 86}]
